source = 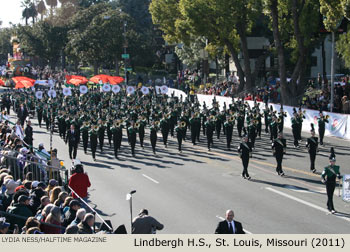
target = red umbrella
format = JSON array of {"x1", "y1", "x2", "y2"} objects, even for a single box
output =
[
  {"x1": 12, "y1": 77, "x2": 35, "y2": 89},
  {"x1": 109, "y1": 76, "x2": 124, "y2": 85},
  {"x1": 0, "y1": 79, "x2": 4, "y2": 86},
  {"x1": 65, "y1": 75, "x2": 88, "y2": 85},
  {"x1": 90, "y1": 74, "x2": 124, "y2": 85}
]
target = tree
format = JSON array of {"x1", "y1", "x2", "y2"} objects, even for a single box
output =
[
  {"x1": 22, "y1": 0, "x2": 37, "y2": 25},
  {"x1": 36, "y1": 0, "x2": 47, "y2": 20},
  {"x1": 77, "y1": 0, "x2": 110, "y2": 8},
  {"x1": 150, "y1": 0, "x2": 261, "y2": 92},
  {"x1": 66, "y1": 3, "x2": 134, "y2": 74},
  {"x1": 0, "y1": 28, "x2": 13, "y2": 64},
  {"x1": 174, "y1": 37, "x2": 207, "y2": 70},
  {"x1": 18, "y1": 21, "x2": 68, "y2": 68},
  {"x1": 264, "y1": 0, "x2": 321, "y2": 105}
]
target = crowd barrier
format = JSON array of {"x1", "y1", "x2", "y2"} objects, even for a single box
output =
[{"x1": 167, "y1": 88, "x2": 350, "y2": 140}]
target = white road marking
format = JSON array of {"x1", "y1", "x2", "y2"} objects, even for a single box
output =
[
  {"x1": 266, "y1": 187, "x2": 350, "y2": 223},
  {"x1": 215, "y1": 216, "x2": 253, "y2": 234},
  {"x1": 142, "y1": 174, "x2": 159, "y2": 184}
]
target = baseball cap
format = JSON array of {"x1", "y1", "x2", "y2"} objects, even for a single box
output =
[{"x1": 18, "y1": 195, "x2": 31, "y2": 203}]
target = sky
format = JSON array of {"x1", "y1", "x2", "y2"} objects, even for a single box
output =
[{"x1": 0, "y1": 0, "x2": 25, "y2": 27}]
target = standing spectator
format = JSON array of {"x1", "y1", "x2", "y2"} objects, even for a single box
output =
[
  {"x1": 23, "y1": 120, "x2": 33, "y2": 151},
  {"x1": 215, "y1": 209, "x2": 245, "y2": 234},
  {"x1": 68, "y1": 164, "x2": 91, "y2": 209},
  {"x1": 132, "y1": 209, "x2": 164, "y2": 234}
]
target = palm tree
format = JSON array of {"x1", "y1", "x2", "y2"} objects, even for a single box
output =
[
  {"x1": 36, "y1": 0, "x2": 47, "y2": 20},
  {"x1": 21, "y1": 0, "x2": 32, "y2": 25},
  {"x1": 46, "y1": 0, "x2": 58, "y2": 16}
]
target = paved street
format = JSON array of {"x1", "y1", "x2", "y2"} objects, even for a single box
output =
[{"x1": 12, "y1": 112, "x2": 350, "y2": 234}]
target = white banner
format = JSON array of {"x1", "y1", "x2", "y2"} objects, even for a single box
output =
[
  {"x1": 343, "y1": 174, "x2": 350, "y2": 202},
  {"x1": 167, "y1": 89, "x2": 350, "y2": 140}
]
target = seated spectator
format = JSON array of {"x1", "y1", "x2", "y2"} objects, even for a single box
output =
[
  {"x1": 21, "y1": 216, "x2": 40, "y2": 234},
  {"x1": 77, "y1": 213, "x2": 94, "y2": 234},
  {"x1": 7, "y1": 195, "x2": 33, "y2": 231},
  {"x1": 42, "y1": 206, "x2": 62, "y2": 234},
  {"x1": 35, "y1": 196, "x2": 50, "y2": 220},
  {"x1": 0, "y1": 217, "x2": 10, "y2": 234},
  {"x1": 68, "y1": 208, "x2": 86, "y2": 227},
  {"x1": 29, "y1": 182, "x2": 47, "y2": 215},
  {"x1": 40, "y1": 203, "x2": 55, "y2": 222},
  {"x1": 54, "y1": 191, "x2": 68, "y2": 208},
  {"x1": 63, "y1": 200, "x2": 81, "y2": 227},
  {"x1": 65, "y1": 225, "x2": 79, "y2": 234},
  {"x1": 26, "y1": 227, "x2": 43, "y2": 234},
  {"x1": 62, "y1": 196, "x2": 73, "y2": 215},
  {"x1": 50, "y1": 186, "x2": 61, "y2": 204}
]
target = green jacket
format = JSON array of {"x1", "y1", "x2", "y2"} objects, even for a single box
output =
[
  {"x1": 7, "y1": 203, "x2": 33, "y2": 230},
  {"x1": 321, "y1": 165, "x2": 340, "y2": 181}
]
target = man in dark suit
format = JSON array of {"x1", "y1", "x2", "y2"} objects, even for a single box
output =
[
  {"x1": 17, "y1": 104, "x2": 28, "y2": 127},
  {"x1": 215, "y1": 210, "x2": 245, "y2": 234},
  {"x1": 66, "y1": 124, "x2": 79, "y2": 160}
]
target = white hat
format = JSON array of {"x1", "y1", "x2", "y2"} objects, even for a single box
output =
[
  {"x1": 4, "y1": 179, "x2": 19, "y2": 194},
  {"x1": 31, "y1": 181, "x2": 39, "y2": 188},
  {"x1": 20, "y1": 147, "x2": 29, "y2": 154}
]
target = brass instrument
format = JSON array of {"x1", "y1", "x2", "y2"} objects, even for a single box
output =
[
  {"x1": 154, "y1": 121, "x2": 160, "y2": 127},
  {"x1": 180, "y1": 121, "x2": 186, "y2": 127},
  {"x1": 93, "y1": 125, "x2": 99, "y2": 131},
  {"x1": 194, "y1": 112, "x2": 200, "y2": 118},
  {"x1": 228, "y1": 116, "x2": 235, "y2": 122},
  {"x1": 325, "y1": 115, "x2": 330, "y2": 119},
  {"x1": 134, "y1": 122, "x2": 140, "y2": 129}
]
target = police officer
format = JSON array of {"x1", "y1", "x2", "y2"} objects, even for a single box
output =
[
  {"x1": 238, "y1": 134, "x2": 252, "y2": 179},
  {"x1": 272, "y1": 132, "x2": 286, "y2": 176},
  {"x1": 306, "y1": 124, "x2": 318, "y2": 173},
  {"x1": 321, "y1": 149, "x2": 341, "y2": 214}
]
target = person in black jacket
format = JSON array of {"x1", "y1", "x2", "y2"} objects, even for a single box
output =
[
  {"x1": 238, "y1": 135, "x2": 253, "y2": 179},
  {"x1": 23, "y1": 120, "x2": 33, "y2": 151},
  {"x1": 63, "y1": 200, "x2": 81, "y2": 227},
  {"x1": 65, "y1": 124, "x2": 79, "y2": 160},
  {"x1": 306, "y1": 124, "x2": 318, "y2": 173},
  {"x1": 17, "y1": 104, "x2": 28, "y2": 127},
  {"x1": 215, "y1": 210, "x2": 245, "y2": 234}
]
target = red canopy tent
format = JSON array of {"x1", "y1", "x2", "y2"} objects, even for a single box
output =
[
  {"x1": 89, "y1": 74, "x2": 124, "y2": 85},
  {"x1": 65, "y1": 75, "x2": 88, "y2": 86},
  {"x1": 12, "y1": 77, "x2": 35, "y2": 89}
]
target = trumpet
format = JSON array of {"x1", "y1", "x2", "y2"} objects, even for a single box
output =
[
  {"x1": 154, "y1": 121, "x2": 160, "y2": 127},
  {"x1": 134, "y1": 122, "x2": 140, "y2": 128},
  {"x1": 180, "y1": 121, "x2": 186, "y2": 127},
  {"x1": 325, "y1": 115, "x2": 330, "y2": 119},
  {"x1": 228, "y1": 116, "x2": 235, "y2": 122}
]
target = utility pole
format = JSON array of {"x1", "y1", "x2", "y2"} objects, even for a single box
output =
[
  {"x1": 330, "y1": 31, "x2": 335, "y2": 112},
  {"x1": 123, "y1": 21, "x2": 128, "y2": 85}
]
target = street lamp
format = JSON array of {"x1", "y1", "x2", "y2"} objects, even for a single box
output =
[{"x1": 126, "y1": 190, "x2": 136, "y2": 233}]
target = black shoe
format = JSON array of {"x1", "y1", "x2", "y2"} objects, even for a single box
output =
[
  {"x1": 280, "y1": 172, "x2": 285, "y2": 176},
  {"x1": 331, "y1": 210, "x2": 336, "y2": 214},
  {"x1": 241, "y1": 173, "x2": 246, "y2": 179},
  {"x1": 311, "y1": 169, "x2": 316, "y2": 173},
  {"x1": 93, "y1": 158, "x2": 97, "y2": 161},
  {"x1": 246, "y1": 176, "x2": 251, "y2": 180}
]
